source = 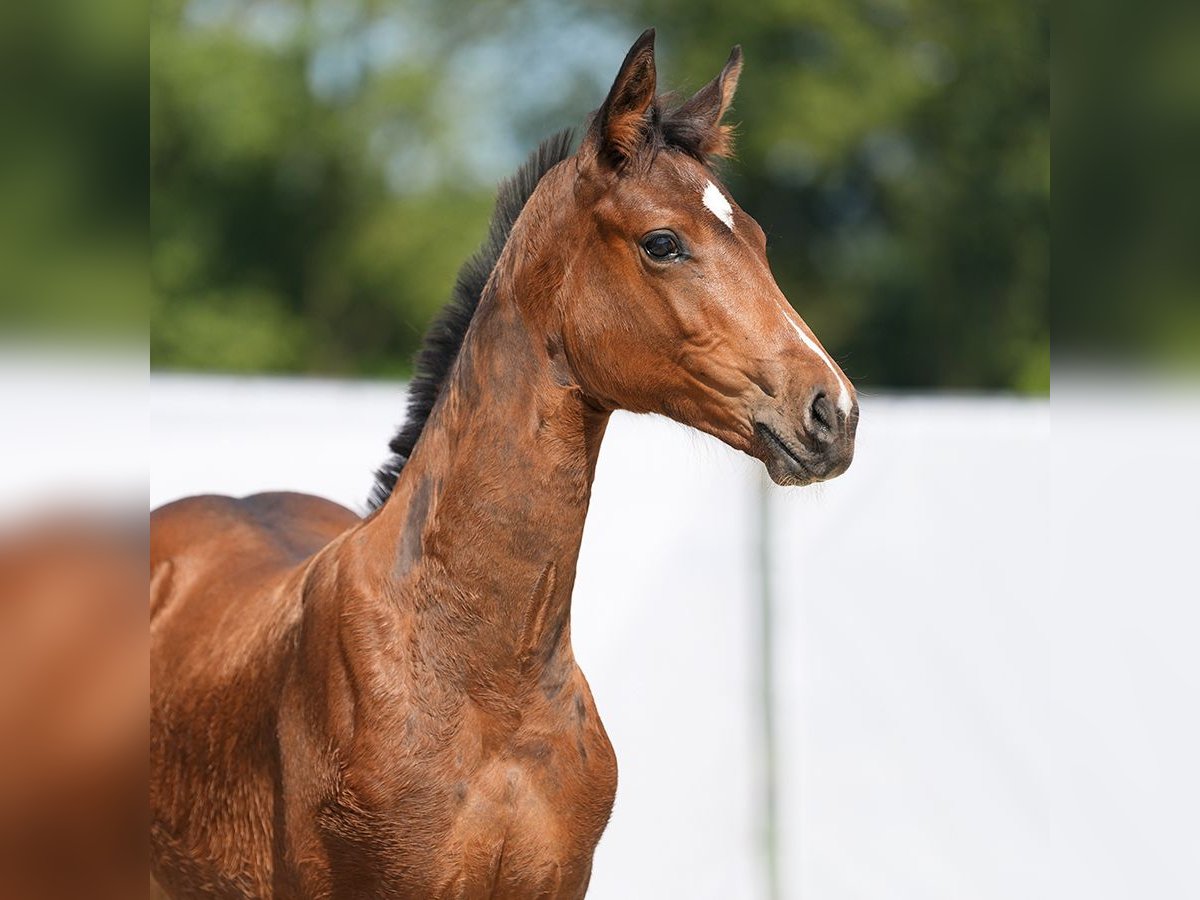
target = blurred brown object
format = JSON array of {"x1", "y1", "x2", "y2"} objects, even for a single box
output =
[{"x1": 0, "y1": 514, "x2": 147, "y2": 900}]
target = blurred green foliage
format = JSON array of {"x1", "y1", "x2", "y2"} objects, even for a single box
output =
[
  {"x1": 1057, "y1": 0, "x2": 1200, "y2": 372},
  {"x1": 151, "y1": 0, "x2": 1049, "y2": 391},
  {"x1": 1, "y1": 1, "x2": 145, "y2": 339}
]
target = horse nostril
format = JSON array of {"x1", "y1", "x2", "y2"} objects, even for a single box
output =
[{"x1": 810, "y1": 391, "x2": 835, "y2": 433}]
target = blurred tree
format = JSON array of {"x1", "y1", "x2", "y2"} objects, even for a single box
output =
[
  {"x1": 636, "y1": 0, "x2": 1050, "y2": 392},
  {"x1": 1, "y1": 0, "x2": 145, "y2": 338},
  {"x1": 1057, "y1": 0, "x2": 1200, "y2": 370},
  {"x1": 152, "y1": 0, "x2": 1048, "y2": 391}
]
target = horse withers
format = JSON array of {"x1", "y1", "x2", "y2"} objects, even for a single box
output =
[{"x1": 151, "y1": 29, "x2": 857, "y2": 899}]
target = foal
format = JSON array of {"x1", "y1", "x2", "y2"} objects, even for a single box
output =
[{"x1": 151, "y1": 29, "x2": 857, "y2": 899}]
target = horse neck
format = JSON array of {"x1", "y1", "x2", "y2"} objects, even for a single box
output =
[{"x1": 356, "y1": 279, "x2": 609, "y2": 686}]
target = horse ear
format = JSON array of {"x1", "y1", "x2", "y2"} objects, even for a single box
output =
[
  {"x1": 588, "y1": 28, "x2": 658, "y2": 166},
  {"x1": 670, "y1": 45, "x2": 743, "y2": 158}
]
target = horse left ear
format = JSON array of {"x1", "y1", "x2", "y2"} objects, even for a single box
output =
[
  {"x1": 671, "y1": 45, "x2": 743, "y2": 158},
  {"x1": 586, "y1": 28, "x2": 658, "y2": 167}
]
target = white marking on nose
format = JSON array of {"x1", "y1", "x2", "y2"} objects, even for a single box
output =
[
  {"x1": 773, "y1": 300, "x2": 853, "y2": 416},
  {"x1": 702, "y1": 180, "x2": 734, "y2": 231}
]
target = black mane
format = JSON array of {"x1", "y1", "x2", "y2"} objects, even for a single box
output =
[
  {"x1": 367, "y1": 128, "x2": 576, "y2": 510},
  {"x1": 368, "y1": 101, "x2": 725, "y2": 511}
]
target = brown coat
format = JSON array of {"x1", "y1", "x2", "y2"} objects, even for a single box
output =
[{"x1": 150, "y1": 30, "x2": 856, "y2": 898}]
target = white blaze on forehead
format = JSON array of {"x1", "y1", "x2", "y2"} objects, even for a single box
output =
[
  {"x1": 774, "y1": 301, "x2": 855, "y2": 416},
  {"x1": 702, "y1": 180, "x2": 734, "y2": 231},
  {"x1": 699, "y1": 175, "x2": 852, "y2": 416}
]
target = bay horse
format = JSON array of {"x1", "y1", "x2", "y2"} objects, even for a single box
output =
[{"x1": 150, "y1": 29, "x2": 857, "y2": 899}]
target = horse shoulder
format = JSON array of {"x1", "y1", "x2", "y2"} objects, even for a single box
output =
[{"x1": 149, "y1": 492, "x2": 360, "y2": 897}]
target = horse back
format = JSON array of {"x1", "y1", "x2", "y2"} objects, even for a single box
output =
[{"x1": 151, "y1": 491, "x2": 359, "y2": 574}]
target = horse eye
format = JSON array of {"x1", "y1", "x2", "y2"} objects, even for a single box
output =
[{"x1": 642, "y1": 231, "x2": 682, "y2": 260}]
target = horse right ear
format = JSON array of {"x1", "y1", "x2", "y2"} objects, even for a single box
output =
[
  {"x1": 585, "y1": 28, "x2": 658, "y2": 167},
  {"x1": 668, "y1": 45, "x2": 743, "y2": 159}
]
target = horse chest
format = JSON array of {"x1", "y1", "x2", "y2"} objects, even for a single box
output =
[{"x1": 312, "y1": 701, "x2": 617, "y2": 899}]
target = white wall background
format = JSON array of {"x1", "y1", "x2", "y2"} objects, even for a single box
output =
[
  {"x1": 148, "y1": 376, "x2": 1062, "y2": 900},
  {"x1": 0, "y1": 347, "x2": 147, "y2": 521}
]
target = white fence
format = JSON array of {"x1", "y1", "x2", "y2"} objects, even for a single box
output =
[{"x1": 149, "y1": 376, "x2": 1052, "y2": 899}]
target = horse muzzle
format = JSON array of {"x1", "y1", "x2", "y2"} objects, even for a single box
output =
[{"x1": 752, "y1": 389, "x2": 858, "y2": 487}]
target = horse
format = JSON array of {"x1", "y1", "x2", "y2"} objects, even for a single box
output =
[{"x1": 150, "y1": 28, "x2": 857, "y2": 899}]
